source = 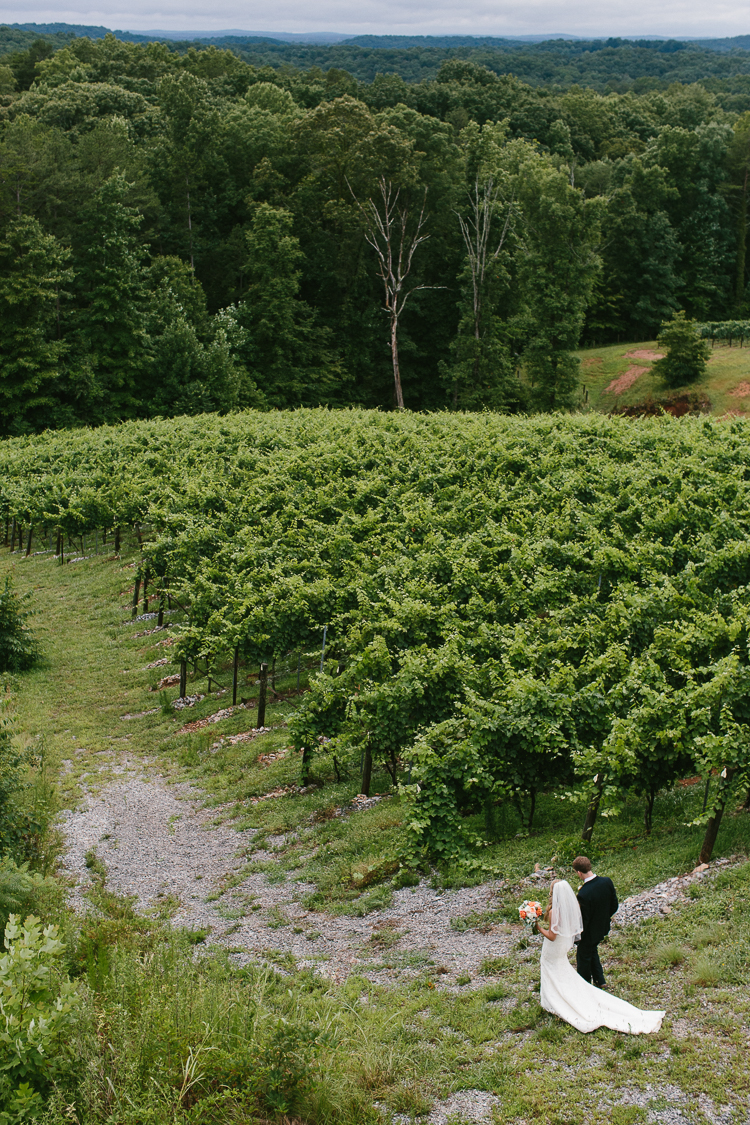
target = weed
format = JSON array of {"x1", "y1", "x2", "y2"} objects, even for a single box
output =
[
  {"x1": 652, "y1": 942, "x2": 686, "y2": 967},
  {"x1": 83, "y1": 848, "x2": 106, "y2": 880},
  {"x1": 480, "y1": 956, "x2": 507, "y2": 976},
  {"x1": 266, "y1": 906, "x2": 289, "y2": 930},
  {"x1": 693, "y1": 923, "x2": 725, "y2": 948},
  {"x1": 368, "y1": 921, "x2": 402, "y2": 949},
  {"x1": 692, "y1": 955, "x2": 721, "y2": 987}
]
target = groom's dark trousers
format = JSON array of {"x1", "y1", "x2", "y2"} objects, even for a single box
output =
[{"x1": 576, "y1": 876, "x2": 618, "y2": 986}]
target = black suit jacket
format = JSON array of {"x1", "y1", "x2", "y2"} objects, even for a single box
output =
[{"x1": 577, "y1": 876, "x2": 618, "y2": 945}]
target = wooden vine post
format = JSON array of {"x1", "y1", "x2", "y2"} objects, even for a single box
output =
[
  {"x1": 179, "y1": 659, "x2": 187, "y2": 699},
  {"x1": 142, "y1": 567, "x2": 149, "y2": 615},
  {"x1": 257, "y1": 663, "x2": 268, "y2": 729},
  {"x1": 114, "y1": 527, "x2": 121, "y2": 553},
  {"x1": 131, "y1": 570, "x2": 142, "y2": 618},
  {"x1": 232, "y1": 645, "x2": 240, "y2": 706}
]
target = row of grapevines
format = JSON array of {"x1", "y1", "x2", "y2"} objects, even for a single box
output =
[
  {"x1": 2, "y1": 410, "x2": 749, "y2": 864},
  {"x1": 696, "y1": 320, "x2": 750, "y2": 343}
]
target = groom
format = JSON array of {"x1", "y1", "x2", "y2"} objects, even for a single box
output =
[{"x1": 573, "y1": 856, "x2": 619, "y2": 988}]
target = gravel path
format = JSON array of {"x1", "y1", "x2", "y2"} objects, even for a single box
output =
[{"x1": 59, "y1": 762, "x2": 741, "y2": 988}]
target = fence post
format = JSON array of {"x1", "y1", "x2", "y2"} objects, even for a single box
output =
[
  {"x1": 232, "y1": 645, "x2": 239, "y2": 706},
  {"x1": 257, "y1": 662, "x2": 268, "y2": 729}
]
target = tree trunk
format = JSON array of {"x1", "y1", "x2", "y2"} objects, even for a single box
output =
[
  {"x1": 25, "y1": 524, "x2": 32, "y2": 557},
  {"x1": 301, "y1": 746, "x2": 312, "y2": 786},
  {"x1": 528, "y1": 788, "x2": 537, "y2": 830},
  {"x1": 738, "y1": 166, "x2": 748, "y2": 310},
  {"x1": 699, "y1": 769, "x2": 736, "y2": 864},
  {"x1": 114, "y1": 527, "x2": 121, "y2": 553},
  {"x1": 644, "y1": 789, "x2": 656, "y2": 835},
  {"x1": 391, "y1": 316, "x2": 405, "y2": 410},
  {"x1": 361, "y1": 743, "x2": 373, "y2": 797},
  {"x1": 581, "y1": 781, "x2": 603, "y2": 842}
]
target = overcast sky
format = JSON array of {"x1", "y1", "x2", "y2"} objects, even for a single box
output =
[{"x1": 4, "y1": 0, "x2": 750, "y2": 40}]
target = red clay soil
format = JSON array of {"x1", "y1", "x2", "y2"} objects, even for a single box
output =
[
  {"x1": 625, "y1": 349, "x2": 665, "y2": 361},
  {"x1": 604, "y1": 365, "x2": 646, "y2": 395},
  {"x1": 729, "y1": 382, "x2": 750, "y2": 398}
]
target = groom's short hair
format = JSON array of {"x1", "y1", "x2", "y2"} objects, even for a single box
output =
[{"x1": 572, "y1": 856, "x2": 592, "y2": 873}]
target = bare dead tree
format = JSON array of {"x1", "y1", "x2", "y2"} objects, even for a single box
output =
[
  {"x1": 457, "y1": 178, "x2": 515, "y2": 364},
  {"x1": 352, "y1": 177, "x2": 438, "y2": 410}
]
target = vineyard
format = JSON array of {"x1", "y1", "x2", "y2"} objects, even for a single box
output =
[{"x1": 2, "y1": 408, "x2": 750, "y2": 871}]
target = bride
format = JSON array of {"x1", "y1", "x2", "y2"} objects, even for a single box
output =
[{"x1": 536, "y1": 880, "x2": 665, "y2": 1034}]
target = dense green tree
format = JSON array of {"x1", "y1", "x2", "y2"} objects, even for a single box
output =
[
  {"x1": 515, "y1": 156, "x2": 603, "y2": 410},
  {"x1": 652, "y1": 310, "x2": 711, "y2": 387},
  {"x1": 69, "y1": 175, "x2": 151, "y2": 421},
  {"x1": 229, "y1": 204, "x2": 344, "y2": 406},
  {"x1": 0, "y1": 215, "x2": 71, "y2": 435},
  {"x1": 586, "y1": 158, "x2": 680, "y2": 341}
]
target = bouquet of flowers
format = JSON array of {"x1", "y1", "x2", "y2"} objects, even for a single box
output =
[{"x1": 518, "y1": 900, "x2": 543, "y2": 932}]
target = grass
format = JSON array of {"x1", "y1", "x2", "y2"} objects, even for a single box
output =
[
  {"x1": 577, "y1": 337, "x2": 750, "y2": 416},
  {"x1": 2, "y1": 536, "x2": 750, "y2": 1123}
]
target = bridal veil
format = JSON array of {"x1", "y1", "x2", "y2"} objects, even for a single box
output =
[{"x1": 550, "y1": 880, "x2": 583, "y2": 941}]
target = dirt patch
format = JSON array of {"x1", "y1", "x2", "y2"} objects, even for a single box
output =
[
  {"x1": 729, "y1": 382, "x2": 750, "y2": 398},
  {"x1": 581, "y1": 356, "x2": 603, "y2": 369},
  {"x1": 604, "y1": 366, "x2": 646, "y2": 396},
  {"x1": 625, "y1": 349, "x2": 665, "y2": 362}
]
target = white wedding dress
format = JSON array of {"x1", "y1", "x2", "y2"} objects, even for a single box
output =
[{"x1": 539, "y1": 881, "x2": 664, "y2": 1035}]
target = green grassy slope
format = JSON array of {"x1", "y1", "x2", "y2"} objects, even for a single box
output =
[{"x1": 578, "y1": 340, "x2": 750, "y2": 416}]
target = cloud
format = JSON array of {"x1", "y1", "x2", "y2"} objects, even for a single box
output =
[{"x1": 5, "y1": 0, "x2": 750, "y2": 38}]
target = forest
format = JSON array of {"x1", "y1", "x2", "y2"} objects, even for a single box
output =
[{"x1": 3, "y1": 29, "x2": 750, "y2": 431}]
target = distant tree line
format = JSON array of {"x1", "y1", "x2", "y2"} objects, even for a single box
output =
[{"x1": 1, "y1": 33, "x2": 750, "y2": 431}]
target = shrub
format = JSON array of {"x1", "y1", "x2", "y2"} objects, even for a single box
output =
[
  {"x1": 0, "y1": 581, "x2": 38, "y2": 675},
  {"x1": 652, "y1": 311, "x2": 711, "y2": 388},
  {"x1": 0, "y1": 915, "x2": 80, "y2": 1119}
]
